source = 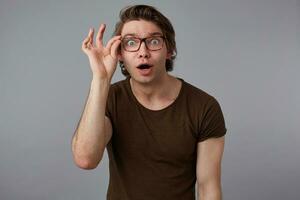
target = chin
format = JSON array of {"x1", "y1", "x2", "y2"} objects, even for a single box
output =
[{"x1": 131, "y1": 75, "x2": 155, "y2": 84}]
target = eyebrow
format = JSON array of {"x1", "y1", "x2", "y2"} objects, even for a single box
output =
[{"x1": 122, "y1": 32, "x2": 163, "y2": 38}]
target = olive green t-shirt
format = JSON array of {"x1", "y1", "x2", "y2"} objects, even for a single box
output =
[{"x1": 105, "y1": 77, "x2": 227, "y2": 200}]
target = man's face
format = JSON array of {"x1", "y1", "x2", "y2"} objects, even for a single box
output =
[{"x1": 119, "y1": 20, "x2": 171, "y2": 84}]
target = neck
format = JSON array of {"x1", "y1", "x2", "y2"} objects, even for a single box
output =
[{"x1": 129, "y1": 74, "x2": 178, "y2": 102}]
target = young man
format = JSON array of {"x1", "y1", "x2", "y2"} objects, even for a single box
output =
[{"x1": 72, "y1": 5, "x2": 227, "y2": 200}]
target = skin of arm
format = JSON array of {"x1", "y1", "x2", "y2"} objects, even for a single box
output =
[
  {"x1": 71, "y1": 24, "x2": 121, "y2": 170},
  {"x1": 71, "y1": 78, "x2": 113, "y2": 170},
  {"x1": 196, "y1": 136, "x2": 225, "y2": 200}
]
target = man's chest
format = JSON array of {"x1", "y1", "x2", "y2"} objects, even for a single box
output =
[{"x1": 112, "y1": 106, "x2": 198, "y2": 164}]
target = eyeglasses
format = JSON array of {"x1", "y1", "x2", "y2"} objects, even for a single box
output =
[{"x1": 121, "y1": 36, "x2": 165, "y2": 52}]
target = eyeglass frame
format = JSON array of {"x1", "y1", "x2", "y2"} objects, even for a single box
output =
[{"x1": 121, "y1": 35, "x2": 166, "y2": 52}]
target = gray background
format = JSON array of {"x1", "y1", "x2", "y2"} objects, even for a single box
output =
[{"x1": 1, "y1": 0, "x2": 299, "y2": 199}]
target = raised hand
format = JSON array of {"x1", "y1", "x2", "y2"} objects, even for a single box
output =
[{"x1": 81, "y1": 24, "x2": 122, "y2": 81}]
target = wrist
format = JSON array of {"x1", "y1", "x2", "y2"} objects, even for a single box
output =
[
  {"x1": 92, "y1": 75, "x2": 111, "y2": 85},
  {"x1": 91, "y1": 77, "x2": 111, "y2": 92}
]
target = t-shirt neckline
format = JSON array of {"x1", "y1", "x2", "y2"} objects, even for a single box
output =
[{"x1": 125, "y1": 76, "x2": 185, "y2": 113}]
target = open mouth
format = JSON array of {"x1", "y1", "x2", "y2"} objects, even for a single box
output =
[{"x1": 137, "y1": 64, "x2": 153, "y2": 69}]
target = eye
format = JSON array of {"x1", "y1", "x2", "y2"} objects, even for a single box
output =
[
  {"x1": 124, "y1": 38, "x2": 138, "y2": 47},
  {"x1": 149, "y1": 38, "x2": 160, "y2": 45}
]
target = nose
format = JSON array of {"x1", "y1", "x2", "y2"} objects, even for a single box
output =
[{"x1": 138, "y1": 41, "x2": 150, "y2": 58}]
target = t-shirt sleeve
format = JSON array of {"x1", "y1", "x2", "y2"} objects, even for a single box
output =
[{"x1": 198, "y1": 97, "x2": 227, "y2": 142}]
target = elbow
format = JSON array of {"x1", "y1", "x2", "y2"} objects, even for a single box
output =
[
  {"x1": 71, "y1": 138, "x2": 103, "y2": 170},
  {"x1": 73, "y1": 157, "x2": 101, "y2": 170},
  {"x1": 72, "y1": 153, "x2": 103, "y2": 170},
  {"x1": 197, "y1": 180, "x2": 222, "y2": 200},
  {"x1": 74, "y1": 158, "x2": 98, "y2": 170}
]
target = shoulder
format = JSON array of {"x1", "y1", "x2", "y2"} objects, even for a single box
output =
[
  {"x1": 180, "y1": 80, "x2": 227, "y2": 141},
  {"x1": 107, "y1": 78, "x2": 129, "y2": 96},
  {"x1": 110, "y1": 78, "x2": 127, "y2": 90},
  {"x1": 181, "y1": 79, "x2": 216, "y2": 105},
  {"x1": 106, "y1": 78, "x2": 130, "y2": 117},
  {"x1": 180, "y1": 79, "x2": 225, "y2": 122}
]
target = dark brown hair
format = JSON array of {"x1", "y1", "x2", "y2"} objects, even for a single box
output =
[{"x1": 113, "y1": 5, "x2": 177, "y2": 76}]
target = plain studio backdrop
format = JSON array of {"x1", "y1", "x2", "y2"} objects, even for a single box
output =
[{"x1": 0, "y1": 0, "x2": 299, "y2": 199}]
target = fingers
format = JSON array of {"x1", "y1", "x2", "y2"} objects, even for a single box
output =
[
  {"x1": 81, "y1": 24, "x2": 121, "y2": 58},
  {"x1": 82, "y1": 28, "x2": 94, "y2": 50},
  {"x1": 110, "y1": 38, "x2": 122, "y2": 59},
  {"x1": 82, "y1": 37, "x2": 89, "y2": 50},
  {"x1": 96, "y1": 24, "x2": 106, "y2": 48},
  {"x1": 89, "y1": 28, "x2": 94, "y2": 45},
  {"x1": 105, "y1": 35, "x2": 122, "y2": 52}
]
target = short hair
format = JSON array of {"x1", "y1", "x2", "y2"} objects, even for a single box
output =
[{"x1": 113, "y1": 5, "x2": 177, "y2": 77}]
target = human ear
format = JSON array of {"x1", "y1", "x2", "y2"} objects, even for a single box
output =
[
  {"x1": 117, "y1": 46, "x2": 123, "y2": 61},
  {"x1": 166, "y1": 52, "x2": 172, "y2": 59},
  {"x1": 118, "y1": 53, "x2": 123, "y2": 62}
]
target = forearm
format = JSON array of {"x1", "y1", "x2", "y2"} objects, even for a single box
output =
[
  {"x1": 198, "y1": 183, "x2": 222, "y2": 200},
  {"x1": 72, "y1": 77, "x2": 110, "y2": 169}
]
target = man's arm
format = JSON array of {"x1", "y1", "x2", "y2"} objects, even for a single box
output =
[
  {"x1": 72, "y1": 24, "x2": 121, "y2": 170},
  {"x1": 71, "y1": 78, "x2": 112, "y2": 170},
  {"x1": 196, "y1": 136, "x2": 225, "y2": 200}
]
